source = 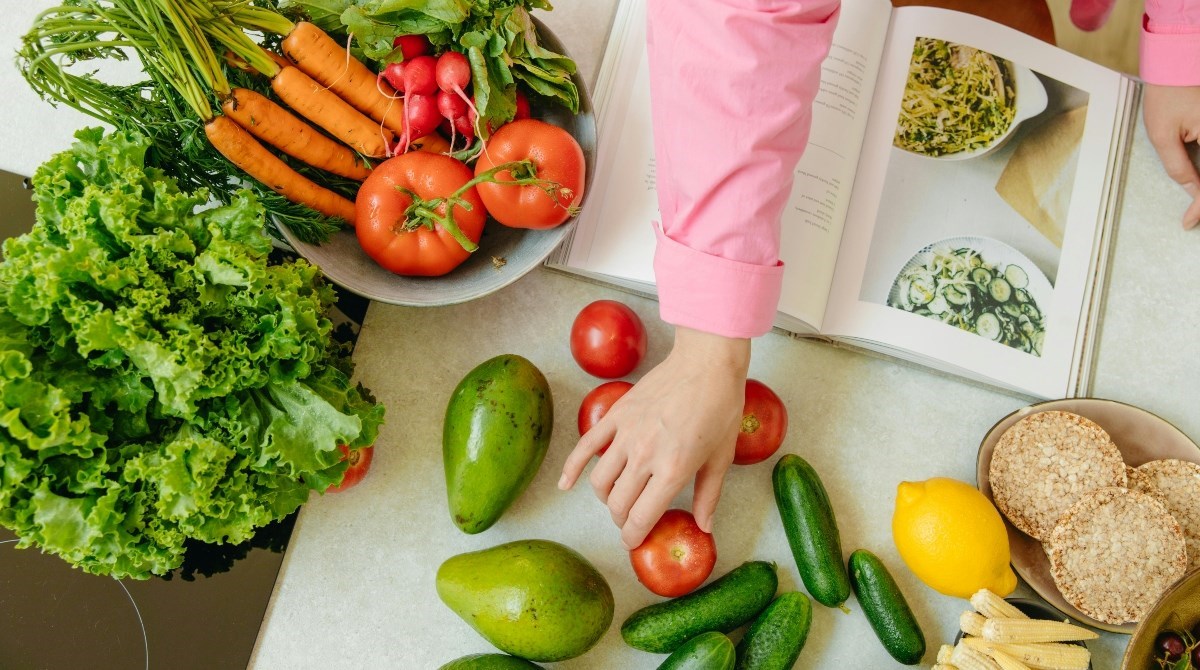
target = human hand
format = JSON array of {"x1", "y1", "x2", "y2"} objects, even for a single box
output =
[
  {"x1": 1143, "y1": 83, "x2": 1200, "y2": 229},
  {"x1": 558, "y1": 326, "x2": 749, "y2": 549}
]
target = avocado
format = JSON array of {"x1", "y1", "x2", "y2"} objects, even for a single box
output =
[
  {"x1": 437, "y1": 653, "x2": 543, "y2": 669},
  {"x1": 443, "y1": 354, "x2": 553, "y2": 534},
  {"x1": 436, "y1": 539, "x2": 614, "y2": 662}
]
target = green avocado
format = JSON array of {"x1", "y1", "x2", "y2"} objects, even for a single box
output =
[
  {"x1": 436, "y1": 539, "x2": 614, "y2": 662},
  {"x1": 437, "y1": 653, "x2": 544, "y2": 669},
  {"x1": 443, "y1": 354, "x2": 553, "y2": 534}
]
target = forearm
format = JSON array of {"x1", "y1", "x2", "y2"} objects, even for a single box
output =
[{"x1": 646, "y1": 0, "x2": 841, "y2": 338}]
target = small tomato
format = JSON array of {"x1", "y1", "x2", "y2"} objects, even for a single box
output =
[
  {"x1": 569, "y1": 300, "x2": 647, "y2": 378},
  {"x1": 629, "y1": 509, "x2": 717, "y2": 597},
  {"x1": 327, "y1": 444, "x2": 374, "y2": 493},
  {"x1": 733, "y1": 379, "x2": 788, "y2": 465},
  {"x1": 577, "y1": 380, "x2": 633, "y2": 455}
]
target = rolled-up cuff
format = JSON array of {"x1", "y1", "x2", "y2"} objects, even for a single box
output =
[
  {"x1": 1141, "y1": 15, "x2": 1200, "y2": 86},
  {"x1": 653, "y1": 224, "x2": 783, "y2": 339}
]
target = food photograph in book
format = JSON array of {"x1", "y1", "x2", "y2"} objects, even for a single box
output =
[{"x1": 858, "y1": 36, "x2": 1090, "y2": 358}]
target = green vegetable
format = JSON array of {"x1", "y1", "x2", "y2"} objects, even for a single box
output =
[
  {"x1": 0, "y1": 128, "x2": 384, "y2": 579},
  {"x1": 621, "y1": 561, "x2": 778, "y2": 654},
  {"x1": 848, "y1": 549, "x2": 926, "y2": 665},
  {"x1": 888, "y1": 246, "x2": 1046, "y2": 356},
  {"x1": 734, "y1": 592, "x2": 812, "y2": 670},
  {"x1": 18, "y1": 0, "x2": 352, "y2": 244},
  {"x1": 893, "y1": 37, "x2": 1016, "y2": 156},
  {"x1": 659, "y1": 632, "x2": 736, "y2": 670},
  {"x1": 443, "y1": 354, "x2": 553, "y2": 534},
  {"x1": 772, "y1": 454, "x2": 851, "y2": 609},
  {"x1": 282, "y1": 0, "x2": 579, "y2": 134},
  {"x1": 437, "y1": 653, "x2": 543, "y2": 669}
]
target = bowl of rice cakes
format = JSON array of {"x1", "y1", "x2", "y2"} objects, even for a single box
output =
[{"x1": 977, "y1": 399, "x2": 1200, "y2": 633}]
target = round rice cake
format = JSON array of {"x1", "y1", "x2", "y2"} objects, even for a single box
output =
[
  {"x1": 1046, "y1": 486, "x2": 1187, "y2": 625},
  {"x1": 989, "y1": 410, "x2": 1126, "y2": 540},
  {"x1": 1126, "y1": 464, "x2": 1161, "y2": 498},
  {"x1": 1134, "y1": 459, "x2": 1200, "y2": 569}
]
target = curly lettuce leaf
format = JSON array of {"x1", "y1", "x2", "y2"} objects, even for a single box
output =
[{"x1": 0, "y1": 128, "x2": 385, "y2": 578}]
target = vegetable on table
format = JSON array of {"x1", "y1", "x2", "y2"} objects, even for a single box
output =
[
  {"x1": 629, "y1": 509, "x2": 717, "y2": 598},
  {"x1": 577, "y1": 380, "x2": 633, "y2": 455},
  {"x1": 734, "y1": 591, "x2": 813, "y2": 670},
  {"x1": 847, "y1": 549, "x2": 926, "y2": 665},
  {"x1": 570, "y1": 300, "x2": 648, "y2": 379},
  {"x1": 733, "y1": 380, "x2": 788, "y2": 466},
  {"x1": 772, "y1": 454, "x2": 852, "y2": 609},
  {"x1": 326, "y1": 445, "x2": 375, "y2": 493},
  {"x1": 0, "y1": 128, "x2": 383, "y2": 579}
]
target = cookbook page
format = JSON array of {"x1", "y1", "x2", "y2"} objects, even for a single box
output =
[
  {"x1": 822, "y1": 7, "x2": 1127, "y2": 398},
  {"x1": 555, "y1": 0, "x2": 892, "y2": 330}
]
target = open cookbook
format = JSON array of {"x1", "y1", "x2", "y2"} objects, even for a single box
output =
[{"x1": 547, "y1": 0, "x2": 1140, "y2": 399}]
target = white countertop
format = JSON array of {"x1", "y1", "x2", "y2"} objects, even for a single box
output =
[{"x1": 2, "y1": 2, "x2": 1199, "y2": 669}]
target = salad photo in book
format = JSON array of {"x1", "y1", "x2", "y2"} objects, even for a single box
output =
[
  {"x1": 861, "y1": 37, "x2": 1092, "y2": 359},
  {"x1": 548, "y1": 0, "x2": 1139, "y2": 399}
]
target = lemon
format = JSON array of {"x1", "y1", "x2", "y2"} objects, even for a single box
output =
[{"x1": 892, "y1": 477, "x2": 1017, "y2": 599}]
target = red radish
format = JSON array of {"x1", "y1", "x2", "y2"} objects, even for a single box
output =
[
  {"x1": 392, "y1": 34, "x2": 431, "y2": 60},
  {"x1": 435, "y1": 51, "x2": 480, "y2": 138},
  {"x1": 397, "y1": 93, "x2": 440, "y2": 150},
  {"x1": 437, "y1": 90, "x2": 469, "y2": 147},
  {"x1": 401, "y1": 55, "x2": 438, "y2": 96},
  {"x1": 515, "y1": 90, "x2": 531, "y2": 120},
  {"x1": 381, "y1": 62, "x2": 406, "y2": 92},
  {"x1": 453, "y1": 108, "x2": 476, "y2": 142}
]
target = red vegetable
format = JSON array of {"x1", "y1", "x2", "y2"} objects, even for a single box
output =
[
  {"x1": 355, "y1": 151, "x2": 486, "y2": 276},
  {"x1": 577, "y1": 380, "x2": 633, "y2": 455},
  {"x1": 569, "y1": 300, "x2": 647, "y2": 379},
  {"x1": 732, "y1": 379, "x2": 788, "y2": 465},
  {"x1": 327, "y1": 444, "x2": 375, "y2": 493},
  {"x1": 473, "y1": 119, "x2": 585, "y2": 229},
  {"x1": 629, "y1": 509, "x2": 717, "y2": 597},
  {"x1": 392, "y1": 34, "x2": 431, "y2": 60}
]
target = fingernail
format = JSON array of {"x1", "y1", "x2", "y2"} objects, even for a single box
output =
[
  {"x1": 1185, "y1": 219, "x2": 1199, "y2": 231},
  {"x1": 557, "y1": 474, "x2": 569, "y2": 490}
]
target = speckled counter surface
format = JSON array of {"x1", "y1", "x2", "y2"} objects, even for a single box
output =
[{"x1": 248, "y1": 6, "x2": 1200, "y2": 667}]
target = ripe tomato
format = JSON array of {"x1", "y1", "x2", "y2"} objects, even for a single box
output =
[
  {"x1": 577, "y1": 380, "x2": 633, "y2": 454},
  {"x1": 629, "y1": 509, "x2": 717, "y2": 597},
  {"x1": 355, "y1": 152, "x2": 486, "y2": 276},
  {"x1": 473, "y1": 119, "x2": 585, "y2": 229},
  {"x1": 327, "y1": 444, "x2": 374, "y2": 493},
  {"x1": 733, "y1": 379, "x2": 788, "y2": 465},
  {"x1": 569, "y1": 300, "x2": 647, "y2": 378}
]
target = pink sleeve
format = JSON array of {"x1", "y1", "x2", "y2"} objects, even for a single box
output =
[
  {"x1": 645, "y1": 0, "x2": 840, "y2": 339},
  {"x1": 1141, "y1": 0, "x2": 1200, "y2": 85}
]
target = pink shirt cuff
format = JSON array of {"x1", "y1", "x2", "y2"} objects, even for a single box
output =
[
  {"x1": 1141, "y1": 14, "x2": 1200, "y2": 85},
  {"x1": 653, "y1": 224, "x2": 783, "y2": 339}
]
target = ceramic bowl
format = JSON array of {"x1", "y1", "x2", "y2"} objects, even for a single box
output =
[
  {"x1": 1123, "y1": 568, "x2": 1200, "y2": 668},
  {"x1": 277, "y1": 21, "x2": 596, "y2": 307},
  {"x1": 976, "y1": 398, "x2": 1200, "y2": 634}
]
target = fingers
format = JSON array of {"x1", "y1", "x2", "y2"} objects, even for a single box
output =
[
  {"x1": 692, "y1": 459, "x2": 731, "y2": 533},
  {"x1": 559, "y1": 419, "x2": 616, "y2": 490},
  {"x1": 620, "y1": 475, "x2": 683, "y2": 550},
  {"x1": 1184, "y1": 192, "x2": 1200, "y2": 231},
  {"x1": 588, "y1": 449, "x2": 627, "y2": 504},
  {"x1": 607, "y1": 465, "x2": 651, "y2": 528},
  {"x1": 1148, "y1": 130, "x2": 1200, "y2": 225}
]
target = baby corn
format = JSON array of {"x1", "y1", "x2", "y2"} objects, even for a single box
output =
[
  {"x1": 961, "y1": 610, "x2": 987, "y2": 637},
  {"x1": 971, "y1": 589, "x2": 1029, "y2": 619},
  {"x1": 932, "y1": 665, "x2": 960, "y2": 670},
  {"x1": 961, "y1": 638, "x2": 1090, "y2": 670},
  {"x1": 952, "y1": 642, "x2": 1004, "y2": 670},
  {"x1": 939, "y1": 643, "x2": 956, "y2": 664},
  {"x1": 981, "y1": 618, "x2": 1098, "y2": 644},
  {"x1": 989, "y1": 648, "x2": 1034, "y2": 670}
]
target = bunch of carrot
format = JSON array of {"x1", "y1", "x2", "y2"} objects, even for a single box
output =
[{"x1": 20, "y1": 0, "x2": 438, "y2": 226}]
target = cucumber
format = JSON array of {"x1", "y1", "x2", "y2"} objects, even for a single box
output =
[
  {"x1": 734, "y1": 592, "x2": 812, "y2": 670},
  {"x1": 437, "y1": 653, "x2": 544, "y2": 669},
  {"x1": 772, "y1": 454, "x2": 850, "y2": 609},
  {"x1": 658, "y1": 632, "x2": 736, "y2": 670},
  {"x1": 848, "y1": 549, "x2": 926, "y2": 665},
  {"x1": 975, "y1": 312, "x2": 1001, "y2": 341},
  {"x1": 621, "y1": 561, "x2": 778, "y2": 654}
]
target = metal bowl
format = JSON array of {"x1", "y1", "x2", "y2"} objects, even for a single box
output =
[{"x1": 277, "y1": 20, "x2": 595, "y2": 307}]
